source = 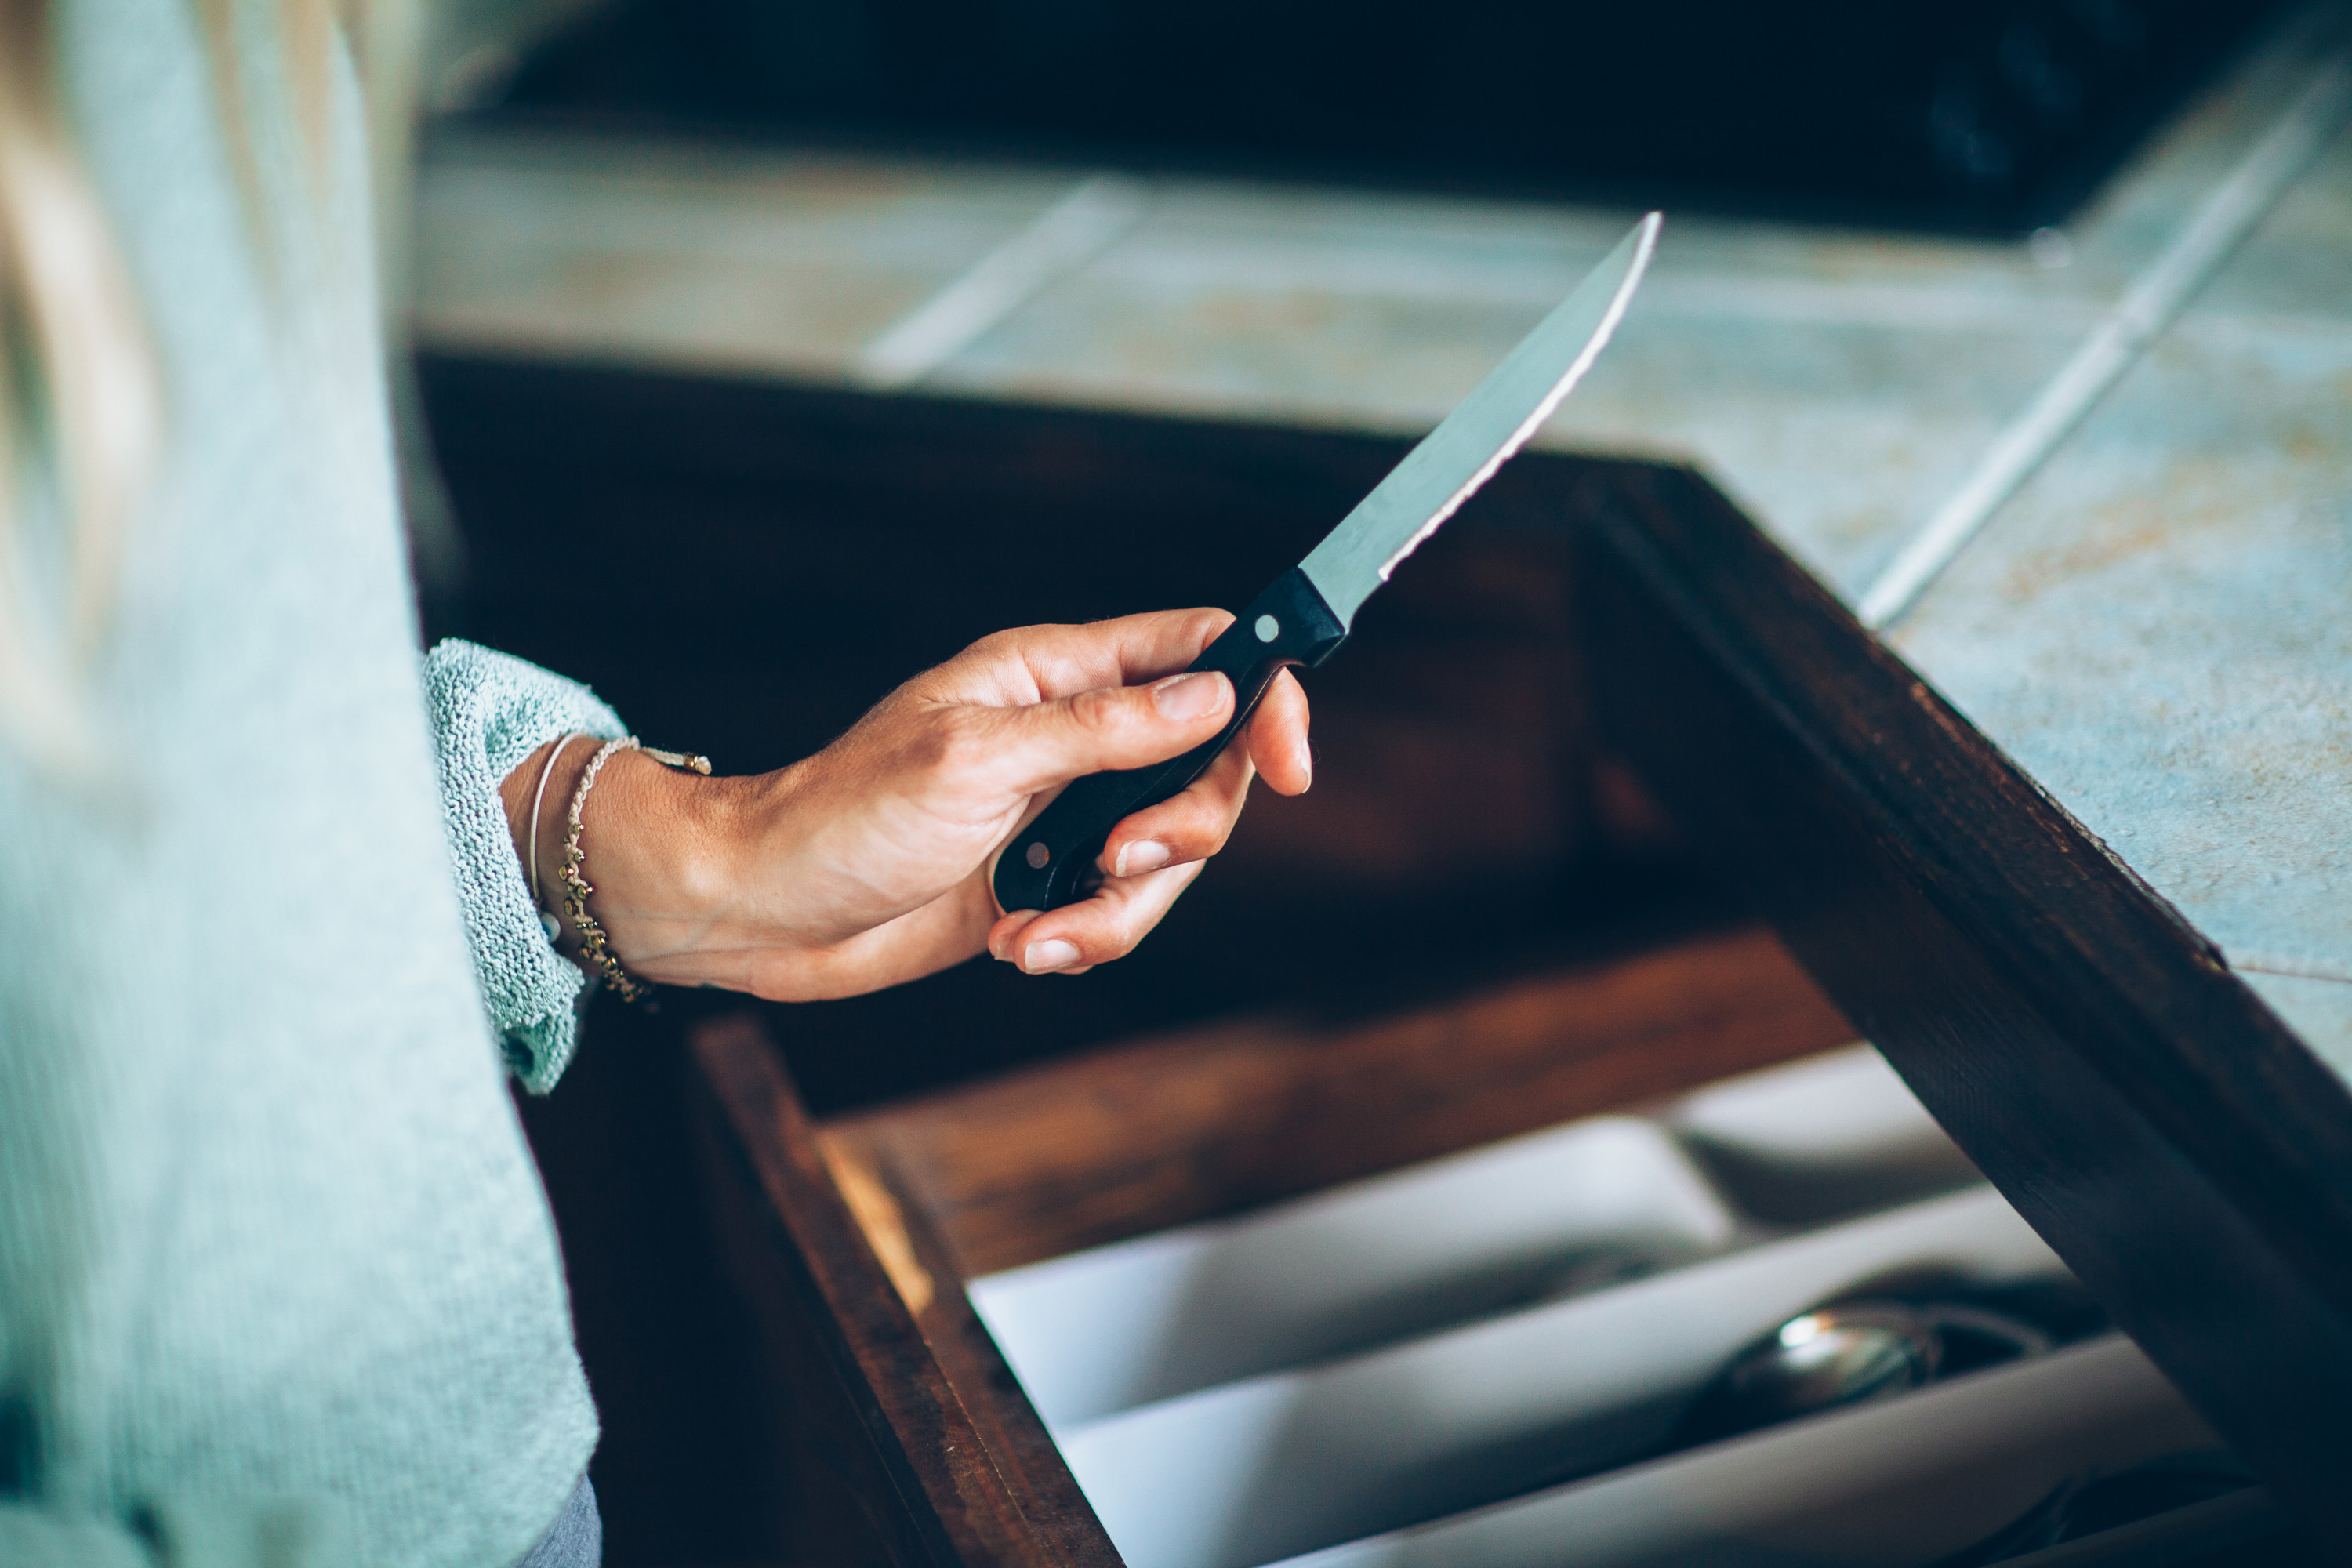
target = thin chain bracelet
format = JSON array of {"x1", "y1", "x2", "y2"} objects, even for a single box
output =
[{"x1": 558, "y1": 735, "x2": 713, "y2": 1002}]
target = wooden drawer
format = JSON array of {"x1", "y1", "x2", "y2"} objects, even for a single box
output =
[
  {"x1": 420, "y1": 358, "x2": 2352, "y2": 1565},
  {"x1": 702, "y1": 1008, "x2": 2271, "y2": 1567}
]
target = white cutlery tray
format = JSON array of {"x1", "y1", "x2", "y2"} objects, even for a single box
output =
[{"x1": 969, "y1": 1046, "x2": 2222, "y2": 1568}]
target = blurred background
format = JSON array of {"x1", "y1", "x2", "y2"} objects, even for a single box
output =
[{"x1": 444, "y1": 0, "x2": 2274, "y2": 231}]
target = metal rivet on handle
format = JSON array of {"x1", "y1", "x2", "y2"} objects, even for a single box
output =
[
  {"x1": 1255, "y1": 614, "x2": 1279, "y2": 641},
  {"x1": 1025, "y1": 841, "x2": 1050, "y2": 869}
]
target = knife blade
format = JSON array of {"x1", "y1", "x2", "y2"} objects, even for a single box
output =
[{"x1": 995, "y1": 211, "x2": 1661, "y2": 914}]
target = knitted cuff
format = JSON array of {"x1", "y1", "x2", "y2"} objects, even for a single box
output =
[{"x1": 423, "y1": 639, "x2": 625, "y2": 1094}]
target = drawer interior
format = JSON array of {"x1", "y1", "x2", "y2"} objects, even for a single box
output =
[
  {"x1": 971, "y1": 1047, "x2": 1987, "y2": 1432},
  {"x1": 960, "y1": 1047, "x2": 2185, "y2": 1568},
  {"x1": 699, "y1": 978, "x2": 2292, "y2": 1568}
]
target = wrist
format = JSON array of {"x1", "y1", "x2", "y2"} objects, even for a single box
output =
[
  {"x1": 500, "y1": 735, "x2": 591, "y2": 929},
  {"x1": 561, "y1": 745, "x2": 751, "y2": 985},
  {"x1": 501, "y1": 735, "x2": 748, "y2": 987}
]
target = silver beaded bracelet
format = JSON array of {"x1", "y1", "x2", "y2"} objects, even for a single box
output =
[{"x1": 553, "y1": 735, "x2": 712, "y2": 1002}]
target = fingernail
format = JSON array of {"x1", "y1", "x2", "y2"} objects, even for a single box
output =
[
  {"x1": 1294, "y1": 736, "x2": 1313, "y2": 790},
  {"x1": 1116, "y1": 840, "x2": 1171, "y2": 877},
  {"x1": 1022, "y1": 938, "x2": 1082, "y2": 974},
  {"x1": 1152, "y1": 671, "x2": 1226, "y2": 720},
  {"x1": 992, "y1": 912, "x2": 1041, "y2": 961}
]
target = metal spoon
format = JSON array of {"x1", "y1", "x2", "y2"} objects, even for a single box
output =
[{"x1": 1679, "y1": 1300, "x2": 1942, "y2": 1444}]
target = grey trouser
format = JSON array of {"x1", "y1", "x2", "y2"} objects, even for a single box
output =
[{"x1": 511, "y1": 1473, "x2": 601, "y2": 1568}]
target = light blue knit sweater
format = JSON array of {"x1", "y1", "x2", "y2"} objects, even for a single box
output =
[
  {"x1": 0, "y1": 5, "x2": 625, "y2": 1566},
  {"x1": 423, "y1": 640, "x2": 625, "y2": 1094}
]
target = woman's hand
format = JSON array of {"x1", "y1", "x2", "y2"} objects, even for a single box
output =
[{"x1": 501, "y1": 609, "x2": 1311, "y2": 1001}]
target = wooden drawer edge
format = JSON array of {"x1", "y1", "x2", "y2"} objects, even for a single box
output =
[{"x1": 694, "y1": 1014, "x2": 1120, "y2": 1566}]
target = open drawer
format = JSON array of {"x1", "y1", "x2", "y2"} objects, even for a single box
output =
[
  {"x1": 693, "y1": 1009, "x2": 2277, "y2": 1568},
  {"x1": 419, "y1": 358, "x2": 2352, "y2": 1564}
]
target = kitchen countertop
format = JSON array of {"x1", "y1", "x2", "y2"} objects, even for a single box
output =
[{"x1": 412, "y1": 4, "x2": 2352, "y2": 1069}]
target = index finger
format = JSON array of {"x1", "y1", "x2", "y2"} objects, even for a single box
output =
[{"x1": 946, "y1": 608, "x2": 1239, "y2": 707}]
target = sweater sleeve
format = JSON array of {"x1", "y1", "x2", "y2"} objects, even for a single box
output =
[
  {"x1": 0, "y1": 1496, "x2": 347, "y2": 1566},
  {"x1": 423, "y1": 639, "x2": 626, "y2": 1094}
]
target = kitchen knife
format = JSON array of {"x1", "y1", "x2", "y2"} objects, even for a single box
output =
[{"x1": 995, "y1": 211, "x2": 1661, "y2": 914}]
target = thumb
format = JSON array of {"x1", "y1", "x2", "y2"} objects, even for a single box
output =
[{"x1": 986, "y1": 670, "x2": 1234, "y2": 795}]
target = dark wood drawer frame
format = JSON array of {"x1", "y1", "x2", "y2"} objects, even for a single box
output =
[{"x1": 422, "y1": 357, "x2": 2352, "y2": 1561}]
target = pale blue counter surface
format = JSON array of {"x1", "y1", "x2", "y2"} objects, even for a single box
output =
[{"x1": 412, "y1": 5, "x2": 2352, "y2": 1070}]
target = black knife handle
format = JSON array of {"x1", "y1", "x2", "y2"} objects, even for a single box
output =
[{"x1": 993, "y1": 568, "x2": 1348, "y2": 913}]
